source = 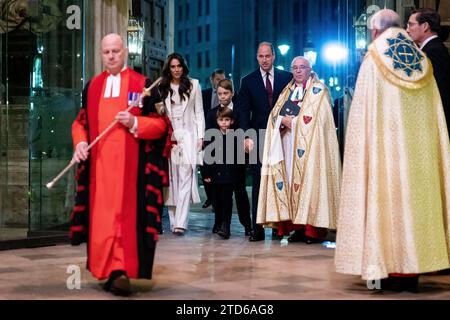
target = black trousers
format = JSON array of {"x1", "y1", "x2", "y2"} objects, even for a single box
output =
[
  {"x1": 233, "y1": 180, "x2": 251, "y2": 231},
  {"x1": 213, "y1": 183, "x2": 234, "y2": 232}
]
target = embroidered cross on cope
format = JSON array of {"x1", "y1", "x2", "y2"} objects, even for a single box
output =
[{"x1": 266, "y1": 73, "x2": 273, "y2": 106}]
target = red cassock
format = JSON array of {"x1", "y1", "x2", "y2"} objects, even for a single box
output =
[
  {"x1": 277, "y1": 221, "x2": 328, "y2": 239},
  {"x1": 71, "y1": 68, "x2": 169, "y2": 280}
]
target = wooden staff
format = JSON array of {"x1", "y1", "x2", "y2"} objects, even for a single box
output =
[{"x1": 46, "y1": 78, "x2": 161, "y2": 189}]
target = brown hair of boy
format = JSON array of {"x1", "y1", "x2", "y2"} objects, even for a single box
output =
[
  {"x1": 217, "y1": 79, "x2": 234, "y2": 92},
  {"x1": 216, "y1": 106, "x2": 234, "y2": 120}
]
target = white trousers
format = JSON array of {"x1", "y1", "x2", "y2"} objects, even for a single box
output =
[{"x1": 167, "y1": 161, "x2": 193, "y2": 231}]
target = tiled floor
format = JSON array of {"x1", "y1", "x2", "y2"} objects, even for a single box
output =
[{"x1": 0, "y1": 199, "x2": 449, "y2": 300}]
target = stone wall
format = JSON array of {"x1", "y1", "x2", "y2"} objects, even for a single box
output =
[
  {"x1": 1, "y1": 104, "x2": 29, "y2": 227},
  {"x1": 0, "y1": 103, "x2": 74, "y2": 230}
]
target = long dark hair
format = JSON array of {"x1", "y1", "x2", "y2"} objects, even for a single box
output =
[{"x1": 159, "y1": 53, "x2": 192, "y2": 102}]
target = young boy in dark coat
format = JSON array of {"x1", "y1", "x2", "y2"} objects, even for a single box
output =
[{"x1": 204, "y1": 106, "x2": 247, "y2": 239}]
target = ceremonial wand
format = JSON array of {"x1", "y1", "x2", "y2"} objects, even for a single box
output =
[{"x1": 46, "y1": 78, "x2": 161, "y2": 189}]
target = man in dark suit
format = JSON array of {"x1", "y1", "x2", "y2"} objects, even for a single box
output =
[
  {"x1": 201, "y1": 69, "x2": 226, "y2": 209},
  {"x1": 408, "y1": 8, "x2": 450, "y2": 132},
  {"x1": 236, "y1": 42, "x2": 293, "y2": 241}
]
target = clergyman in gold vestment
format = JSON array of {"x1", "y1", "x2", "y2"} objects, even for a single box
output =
[
  {"x1": 335, "y1": 9, "x2": 450, "y2": 291},
  {"x1": 257, "y1": 57, "x2": 341, "y2": 244}
]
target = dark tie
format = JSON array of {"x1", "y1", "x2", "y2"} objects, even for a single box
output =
[{"x1": 266, "y1": 73, "x2": 273, "y2": 106}]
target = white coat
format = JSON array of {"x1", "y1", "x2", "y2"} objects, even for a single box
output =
[{"x1": 164, "y1": 78, "x2": 205, "y2": 205}]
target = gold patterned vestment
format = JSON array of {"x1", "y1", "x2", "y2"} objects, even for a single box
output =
[
  {"x1": 257, "y1": 75, "x2": 341, "y2": 230},
  {"x1": 335, "y1": 28, "x2": 450, "y2": 280}
]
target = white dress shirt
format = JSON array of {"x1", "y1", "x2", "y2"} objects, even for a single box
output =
[
  {"x1": 220, "y1": 101, "x2": 234, "y2": 110},
  {"x1": 104, "y1": 73, "x2": 121, "y2": 98},
  {"x1": 260, "y1": 67, "x2": 274, "y2": 92},
  {"x1": 420, "y1": 35, "x2": 439, "y2": 50}
]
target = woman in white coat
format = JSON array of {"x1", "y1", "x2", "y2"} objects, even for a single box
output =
[{"x1": 159, "y1": 53, "x2": 205, "y2": 235}]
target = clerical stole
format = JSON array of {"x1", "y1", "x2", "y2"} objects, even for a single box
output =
[{"x1": 89, "y1": 70, "x2": 140, "y2": 279}]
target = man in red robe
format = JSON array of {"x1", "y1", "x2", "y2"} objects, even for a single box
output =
[{"x1": 70, "y1": 33, "x2": 171, "y2": 296}]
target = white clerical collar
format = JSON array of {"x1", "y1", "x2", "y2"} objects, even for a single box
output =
[
  {"x1": 104, "y1": 66, "x2": 127, "y2": 98},
  {"x1": 221, "y1": 101, "x2": 234, "y2": 110},
  {"x1": 260, "y1": 67, "x2": 274, "y2": 79},
  {"x1": 290, "y1": 76, "x2": 312, "y2": 102},
  {"x1": 420, "y1": 35, "x2": 438, "y2": 50}
]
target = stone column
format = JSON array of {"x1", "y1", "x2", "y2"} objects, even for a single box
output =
[{"x1": 85, "y1": 0, "x2": 129, "y2": 79}]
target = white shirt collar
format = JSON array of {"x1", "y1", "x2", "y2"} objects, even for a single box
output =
[
  {"x1": 104, "y1": 73, "x2": 121, "y2": 98},
  {"x1": 420, "y1": 35, "x2": 439, "y2": 50},
  {"x1": 260, "y1": 67, "x2": 274, "y2": 79},
  {"x1": 221, "y1": 101, "x2": 234, "y2": 110},
  {"x1": 104, "y1": 66, "x2": 127, "y2": 98}
]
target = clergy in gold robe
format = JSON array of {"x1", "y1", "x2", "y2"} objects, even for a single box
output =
[
  {"x1": 257, "y1": 56, "x2": 341, "y2": 243},
  {"x1": 70, "y1": 34, "x2": 171, "y2": 296},
  {"x1": 335, "y1": 10, "x2": 450, "y2": 291}
]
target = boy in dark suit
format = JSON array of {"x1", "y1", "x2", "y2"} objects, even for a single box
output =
[
  {"x1": 200, "y1": 69, "x2": 226, "y2": 209},
  {"x1": 204, "y1": 89, "x2": 249, "y2": 239},
  {"x1": 206, "y1": 79, "x2": 251, "y2": 236}
]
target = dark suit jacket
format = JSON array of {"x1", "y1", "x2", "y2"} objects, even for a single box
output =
[
  {"x1": 204, "y1": 105, "x2": 248, "y2": 182},
  {"x1": 201, "y1": 88, "x2": 214, "y2": 121},
  {"x1": 204, "y1": 133, "x2": 245, "y2": 184},
  {"x1": 236, "y1": 68, "x2": 292, "y2": 133},
  {"x1": 422, "y1": 37, "x2": 450, "y2": 127},
  {"x1": 205, "y1": 101, "x2": 239, "y2": 131}
]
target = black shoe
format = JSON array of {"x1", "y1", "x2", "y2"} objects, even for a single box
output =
[
  {"x1": 244, "y1": 228, "x2": 252, "y2": 237},
  {"x1": 403, "y1": 277, "x2": 419, "y2": 292},
  {"x1": 436, "y1": 268, "x2": 450, "y2": 275},
  {"x1": 212, "y1": 225, "x2": 219, "y2": 234},
  {"x1": 381, "y1": 276, "x2": 419, "y2": 292},
  {"x1": 249, "y1": 231, "x2": 265, "y2": 242},
  {"x1": 104, "y1": 270, "x2": 125, "y2": 291},
  {"x1": 217, "y1": 229, "x2": 230, "y2": 239},
  {"x1": 202, "y1": 199, "x2": 212, "y2": 208},
  {"x1": 305, "y1": 236, "x2": 323, "y2": 244},
  {"x1": 110, "y1": 275, "x2": 131, "y2": 296},
  {"x1": 287, "y1": 230, "x2": 306, "y2": 243},
  {"x1": 104, "y1": 271, "x2": 131, "y2": 296},
  {"x1": 380, "y1": 278, "x2": 392, "y2": 291}
]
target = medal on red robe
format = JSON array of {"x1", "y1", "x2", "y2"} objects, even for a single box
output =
[{"x1": 128, "y1": 92, "x2": 143, "y2": 108}]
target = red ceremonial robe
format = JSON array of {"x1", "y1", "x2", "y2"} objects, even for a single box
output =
[{"x1": 70, "y1": 68, "x2": 171, "y2": 280}]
